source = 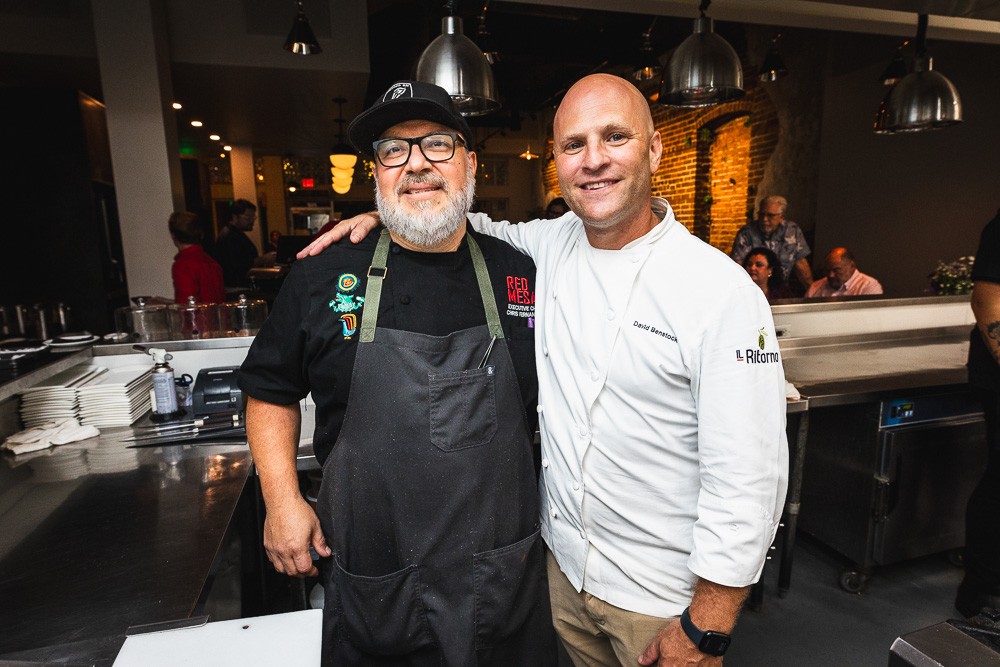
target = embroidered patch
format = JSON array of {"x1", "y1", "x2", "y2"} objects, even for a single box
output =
[
  {"x1": 506, "y1": 275, "x2": 536, "y2": 319},
  {"x1": 337, "y1": 273, "x2": 359, "y2": 293},
  {"x1": 329, "y1": 293, "x2": 365, "y2": 313},
  {"x1": 340, "y1": 313, "x2": 358, "y2": 338},
  {"x1": 736, "y1": 326, "x2": 779, "y2": 364}
]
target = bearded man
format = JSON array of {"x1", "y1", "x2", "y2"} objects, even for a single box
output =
[{"x1": 239, "y1": 81, "x2": 555, "y2": 666}]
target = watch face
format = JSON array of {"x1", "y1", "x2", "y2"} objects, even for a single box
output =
[{"x1": 700, "y1": 632, "x2": 731, "y2": 656}]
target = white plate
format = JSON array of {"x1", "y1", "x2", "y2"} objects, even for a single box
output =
[{"x1": 45, "y1": 335, "x2": 99, "y2": 347}]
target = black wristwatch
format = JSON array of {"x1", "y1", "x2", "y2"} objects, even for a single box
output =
[{"x1": 680, "y1": 607, "x2": 732, "y2": 657}]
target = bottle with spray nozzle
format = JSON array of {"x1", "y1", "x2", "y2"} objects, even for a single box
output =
[{"x1": 135, "y1": 344, "x2": 185, "y2": 422}]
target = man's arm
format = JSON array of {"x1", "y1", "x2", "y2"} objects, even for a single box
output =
[
  {"x1": 247, "y1": 396, "x2": 331, "y2": 577},
  {"x1": 793, "y1": 257, "x2": 813, "y2": 287},
  {"x1": 638, "y1": 579, "x2": 748, "y2": 666},
  {"x1": 972, "y1": 280, "x2": 1000, "y2": 366}
]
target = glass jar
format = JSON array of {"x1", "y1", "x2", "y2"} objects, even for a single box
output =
[
  {"x1": 224, "y1": 294, "x2": 268, "y2": 336},
  {"x1": 168, "y1": 296, "x2": 222, "y2": 340},
  {"x1": 115, "y1": 298, "x2": 171, "y2": 343}
]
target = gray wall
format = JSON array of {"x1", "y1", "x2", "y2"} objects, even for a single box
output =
[{"x1": 814, "y1": 34, "x2": 1000, "y2": 296}]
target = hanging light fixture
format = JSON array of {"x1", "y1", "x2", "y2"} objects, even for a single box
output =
[
  {"x1": 879, "y1": 14, "x2": 962, "y2": 134},
  {"x1": 329, "y1": 98, "x2": 357, "y2": 194},
  {"x1": 283, "y1": 1, "x2": 322, "y2": 55},
  {"x1": 416, "y1": 0, "x2": 500, "y2": 117},
  {"x1": 879, "y1": 40, "x2": 910, "y2": 86},
  {"x1": 475, "y1": 1, "x2": 500, "y2": 65},
  {"x1": 660, "y1": 0, "x2": 745, "y2": 107},
  {"x1": 758, "y1": 34, "x2": 788, "y2": 82},
  {"x1": 518, "y1": 144, "x2": 540, "y2": 161},
  {"x1": 632, "y1": 18, "x2": 661, "y2": 82}
]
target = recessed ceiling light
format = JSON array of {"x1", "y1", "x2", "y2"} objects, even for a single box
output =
[
  {"x1": 209, "y1": 134, "x2": 220, "y2": 141},
  {"x1": 172, "y1": 102, "x2": 182, "y2": 110},
  {"x1": 191, "y1": 120, "x2": 203, "y2": 127},
  {"x1": 223, "y1": 145, "x2": 232, "y2": 151}
]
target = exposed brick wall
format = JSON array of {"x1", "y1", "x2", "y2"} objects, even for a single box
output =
[{"x1": 541, "y1": 82, "x2": 779, "y2": 254}]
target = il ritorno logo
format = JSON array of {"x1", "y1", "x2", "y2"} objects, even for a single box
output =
[{"x1": 735, "y1": 327, "x2": 779, "y2": 364}]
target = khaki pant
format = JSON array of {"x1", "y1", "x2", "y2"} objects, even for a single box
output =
[{"x1": 547, "y1": 551, "x2": 675, "y2": 666}]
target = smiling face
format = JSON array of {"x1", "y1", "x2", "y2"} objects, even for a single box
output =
[
  {"x1": 373, "y1": 119, "x2": 477, "y2": 251},
  {"x1": 552, "y1": 74, "x2": 662, "y2": 246}
]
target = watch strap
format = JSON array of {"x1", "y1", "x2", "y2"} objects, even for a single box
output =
[
  {"x1": 679, "y1": 607, "x2": 731, "y2": 657},
  {"x1": 679, "y1": 607, "x2": 705, "y2": 647}
]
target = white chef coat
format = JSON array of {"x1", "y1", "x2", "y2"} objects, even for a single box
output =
[{"x1": 469, "y1": 198, "x2": 789, "y2": 618}]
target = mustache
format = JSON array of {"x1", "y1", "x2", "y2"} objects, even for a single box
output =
[{"x1": 395, "y1": 173, "x2": 448, "y2": 197}]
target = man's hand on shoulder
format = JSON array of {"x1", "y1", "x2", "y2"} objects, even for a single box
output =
[
  {"x1": 263, "y1": 495, "x2": 331, "y2": 577},
  {"x1": 297, "y1": 211, "x2": 381, "y2": 258}
]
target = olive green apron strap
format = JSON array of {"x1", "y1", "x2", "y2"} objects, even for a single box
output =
[
  {"x1": 466, "y1": 234, "x2": 504, "y2": 339},
  {"x1": 359, "y1": 229, "x2": 391, "y2": 343}
]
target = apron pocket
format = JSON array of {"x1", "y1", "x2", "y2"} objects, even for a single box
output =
[
  {"x1": 428, "y1": 366, "x2": 498, "y2": 451},
  {"x1": 473, "y1": 529, "x2": 543, "y2": 648},
  {"x1": 332, "y1": 556, "x2": 433, "y2": 655}
]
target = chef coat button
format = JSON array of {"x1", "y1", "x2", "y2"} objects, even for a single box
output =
[
  {"x1": 579, "y1": 530, "x2": 587, "y2": 539},
  {"x1": 572, "y1": 482, "x2": 580, "y2": 491},
  {"x1": 631, "y1": 256, "x2": 640, "y2": 263},
  {"x1": 536, "y1": 405, "x2": 544, "y2": 413},
  {"x1": 543, "y1": 346, "x2": 549, "y2": 356},
  {"x1": 590, "y1": 370, "x2": 600, "y2": 382},
  {"x1": 606, "y1": 309, "x2": 615, "y2": 320},
  {"x1": 541, "y1": 457, "x2": 549, "y2": 468},
  {"x1": 551, "y1": 509, "x2": 558, "y2": 519},
  {"x1": 578, "y1": 425, "x2": 588, "y2": 437},
  {"x1": 391, "y1": 245, "x2": 401, "y2": 254},
  {"x1": 400, "y1": 295, "x2": 411, "y2": 305}
]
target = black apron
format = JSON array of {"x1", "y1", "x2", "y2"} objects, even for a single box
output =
[{"x1": 317, "y1": 230, "x2": 554, "y2": 666}]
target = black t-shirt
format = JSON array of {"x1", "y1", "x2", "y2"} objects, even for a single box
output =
[
  {"x1": 212, "y1": 224, "x2": 259, "y2": 288},
  {"x1": 239, "y1": 224, "x2": 538, "y2": 465},
  {"x1": 969, "y1": 209, "x2": 1000, "y2": 390}
]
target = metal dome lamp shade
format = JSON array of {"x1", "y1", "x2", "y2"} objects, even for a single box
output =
[
  {"x1": 660, "y1": 0, "x2": 744, "y2": 108},
  {"x1": 283, "y1": 1, "x2": 322, "y2": 55},
  {"x1": 882, "y1": 14, "x2": 962, "y2": 133},
  {"x1": 416, "y1": 2, "x2": 500, "y2": 117}
]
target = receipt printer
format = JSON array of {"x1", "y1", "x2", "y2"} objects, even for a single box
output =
[{"x1": 192, "y1": 366, "x2": 242, "y2": 416}]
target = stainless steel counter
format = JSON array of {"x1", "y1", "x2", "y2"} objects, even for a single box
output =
[{"x1": 0, "y1": 426, "x2": 252, "y2": 658}]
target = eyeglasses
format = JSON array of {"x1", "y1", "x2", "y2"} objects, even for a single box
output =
[{"x1": 372, "y1": 133, "x2": 465, "y2": 168}]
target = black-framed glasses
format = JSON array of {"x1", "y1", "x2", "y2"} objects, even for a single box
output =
[{"x1": 372, "y1": 133, "x2": 465, "y2": 168}]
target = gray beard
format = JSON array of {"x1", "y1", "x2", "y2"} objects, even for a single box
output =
[{"x1": 375, "y1": 163, "x2": 476, "y2": 248}]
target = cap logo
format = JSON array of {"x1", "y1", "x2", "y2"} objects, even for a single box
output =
[{"x1": 384, "y1": 83, "x2": 413, "y2": 102}]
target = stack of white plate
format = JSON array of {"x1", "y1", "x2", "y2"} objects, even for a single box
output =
[
  {"x1": 18, "y1": 365, "x2": 108, "y2": 428},
  {"x1": 76, "y1": 365, "x2": 152, "y2": 428}
]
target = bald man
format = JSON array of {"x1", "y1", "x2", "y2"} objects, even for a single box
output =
[
  {"x1": 805, "y1": 247, "x2": 883, "y2": 298},
  {"x1": 302, "y1": 74, "x2": 788, "y2": 666}
]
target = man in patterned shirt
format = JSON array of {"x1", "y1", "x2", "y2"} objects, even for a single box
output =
[{"x1": 730, "y1": 195, "x2": 813, "y2": 291}]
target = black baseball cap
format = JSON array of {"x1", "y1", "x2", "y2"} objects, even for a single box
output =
[{"x1": 347, "y1": 81, "x2": 474, "y2": 158}]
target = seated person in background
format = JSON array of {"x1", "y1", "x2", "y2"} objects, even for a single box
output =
[
  {"x1": 267, "y1": 229, "x2": 282, "y2": 253},
  {"x1": 544, "y1": 196, "x2": 569, "y2": 219},
  {"x1": 169, "y1": 211, "x2": 225, "y2": 304},
  {"x1": 806, "y1": 246, "x2": 883, "y2": 298},
  {"x1": 743, "y1": 246, "x2": 791, "y2": 302},
  {"x1": 730, "y1": 195, "x2": 813, "y2": 292}
]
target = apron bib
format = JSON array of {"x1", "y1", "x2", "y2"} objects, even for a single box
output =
[{"x1": 317, "y1": 230, "x2": 551, "y2": 666}]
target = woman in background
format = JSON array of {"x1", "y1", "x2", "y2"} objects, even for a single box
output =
[
  {"x1": 169, "y1": 211, "x2": 225, "y2": 304},
  {"x1": 743, "y1": 246, "x2": 790, "y2": 302}
]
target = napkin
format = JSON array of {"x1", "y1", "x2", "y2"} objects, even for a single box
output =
[
  {"x1": 785, "y1": 381, "x2": 801, "y2": 401},
  {"x1": 2, "y1": 417, "x2": 100, "y2": 455}
]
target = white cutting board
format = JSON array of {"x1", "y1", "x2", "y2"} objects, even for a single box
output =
[{"x1": 112, "y1": 609, "x2": 321, "y2": 666}]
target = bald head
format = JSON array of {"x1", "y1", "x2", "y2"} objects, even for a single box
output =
[
  {"x1": 550, "y1": 74, "x2": 662, "y2": 247},
  {"x1": 825, "y1": 247, "x2": 857, "y2": 289}
]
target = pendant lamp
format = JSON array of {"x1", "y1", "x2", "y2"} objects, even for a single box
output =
[
  {"x1": 518, "y1": 145, "x2": 540, "y2": 161},
  {"x1": 416, "y1": 1, "x2": 500, "y2": 117},
  {"x1": 329, "y1": 98, "x2": 357, "y2": 194},
  {"x1": 758, "y1": 34, "x2": 788, "y2": 82},
  {"x1": 659, "y1": 0, "x2": 744, "y2": 108},
  {"x1": 878, "y1": 14, "x2": 962, "y2": 134},
  {"x1": 283, "y1": 1, "x2": 322, "y2": 55},
  {"x1": 632, "y1": 19, "x2": 661, "y2": 82}
]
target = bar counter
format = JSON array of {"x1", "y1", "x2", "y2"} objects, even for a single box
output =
[{"x1": 0, "y1": 424, "x2": 251, "y2": 662}]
